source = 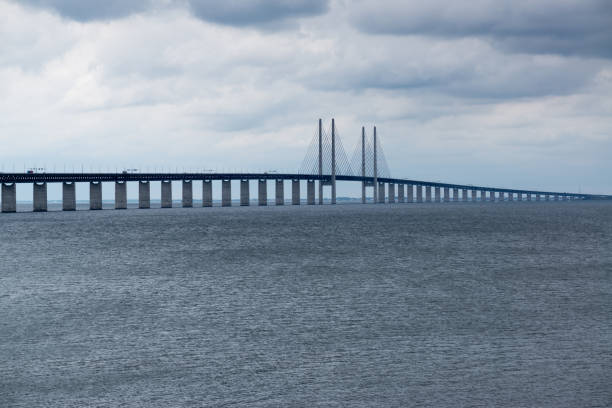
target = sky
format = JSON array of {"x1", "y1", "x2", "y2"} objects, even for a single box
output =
[{"x1": 1, "y1": 0, "x2": 611, "y2": 200}]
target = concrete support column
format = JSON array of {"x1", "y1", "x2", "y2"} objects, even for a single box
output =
[
  {"x1": 471, "y1": 189, "x2": 478, "y2": 202},
  {"x1": 480, "y1": 190, "x2": 487, "y2": 202},
  {"x1": 240, "y1": 180, "x2": 250, "y2": 206},
  {"x1": 407, "y1": 184, "x2": 414, "y2": 203},
  {"x1": 508, "y1": 192, "x2": 514, "y2": 201},
  {"x1": 318, "y1": 180, "x2": 324, "y2": 205},
  {"x1": 462, "y1": 189, "x2": 468, "y2": 202},
  {"x1": 554, "y1": 195, "x2": 559, "y2": 201},
  {"x1": 90, "y1": 182, "x2": 102, "y2": 210},
  {"x1": 258, "y1": 180, "x2": 267, "y2": 206},
  {"x1": 388, "y1": 183, "x2": 395, "y2": 203},
  {"x1": 398, "y1": 184, "x2": 405, "y2": 203},
  {"x1": 499, "y1": 191, "x2": 505, "y2": 201},
  {"x1": 527, "y1": 193, "x2": 532, "y2": 201},
  {"x1": 378, "y1": 182, "x2": 385, "y2": 203},
  {"x1": 1, "y1": 183, "x2": 16, "y2": 213},
  {"x1": 62, "y1": 182, "x2": 76, "y2": 211},
  {"x1": 444, "y1": 187, "x2": 450, "y2": 202},
  {"x1": 426, "y1": 186, "x2": 432, "y2": 202},
  {"x1": 275, "y1": 180, "x2": 284, "y2": 205},
  {"x1": 33, "y1": 183, "x2": 47, "y2": 212},
  {"x1": 416, "y1": 185, "x2": 422, "y2": 203},
  {"x1": 489, "y1": 190, "x2": 495, "y2": 202},
  {"x1": 202, "y1": 180, "x2": 212, "y2": 207},
  {"x1": 182, "y1": 180, "x2": 193, "y2": 208},
  {"x1": 161, "y1": 181, "x2": 172, "y2": 208},
  {"x1": 361, "y1": 181, "x2": 366, "y2": 204},
  {"x1": 115, "y1": 182, "x2": 127, "y2": 210},
  {"x1": 139, "y1": 181, "x2": 150, "y2": 209},
  {"x1": 518, "y1": 193, "x2": 523, "y2": 201},
  {"x1": 536, "y1": 194, "x2": 541, "y2": 201},
  {"x1": 292, "y1": 180, "x2": 300, "y2": 205},
  {"x1": 434, "y1": 187, "x2": 441, "y2": 202},
  {"x1": 307, "y1": 180, "x2": 315, "y2": 205},
  {"x1": 222, "y1": 180, "x2": 231, "y2": 206},
  {"x1": 453, "y1": 188, "x2": 459, "y2": 202}
]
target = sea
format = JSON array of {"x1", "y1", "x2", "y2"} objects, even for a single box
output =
[{"x1": 1, "y1": 201, "x2": 611, "y2": 407}]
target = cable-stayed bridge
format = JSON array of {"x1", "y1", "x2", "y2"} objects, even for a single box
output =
[{"x1": 1, "y1": 118, "x2": 610, "y2": 212}]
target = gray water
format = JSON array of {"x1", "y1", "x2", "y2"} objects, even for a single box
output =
[{"x1": 1, "y1": 202, "x2": 611, "y2": 407}]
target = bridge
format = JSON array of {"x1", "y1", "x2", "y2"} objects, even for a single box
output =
[{"x1": 1, "y1": 119, "x2": 610, "y2": 212}]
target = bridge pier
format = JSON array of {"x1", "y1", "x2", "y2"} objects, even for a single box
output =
[
  {"x1": 90, "y1": 182, "x2": 102, "y2": 210},
  {"x1": 407, "y1": 184, "x2": 414, "y2": 203},
  {"x1": 535, "y1": 194, "x2": 541, "y2": 201},
  {"x1": 471, "y1": 189, "x2": 477, "y2": 202},
  {"x1": 258, "y1": 180, "x2": 267, "y2": 206},
  {"x1": 222, "y1": 180, "x2": 231, "y2": 206},
  {"x1": 182, "y1": 180, "x2": 192, "y2": 207},
  {"x1": 435, "y1": 187, "x2": 440, "y2": 202},
  {"x1": 444, "y1": 187, "x2": 450, "y2": 202},
  {"x1": 115, "y1": 182, "x2": 127, "y2": 209},
  {"x1": 161, "y1": 180, "x2": 172, "y2": 208},
  {"x1": 499, "y1": 191, "x2": 505, "y2": 201},
  {"x1": 139, "y1": 181, "x2": 150, "y2": 208},
  {"x1": 376, "y1": 182, "x2": 384, "y2": 203},
  {"x1": 453, "y1": 188, "x2": 458, "y2": 202},
  {"x1": 275, "y1": 180, "x2": 284, "y2": 205},
  {"x1": 425, "y1": 186, "x2": 432, "y2": 202},
  {"x1": 398, "y1": 184, "x2": 404, "y2": 203},
  {"x1": 389, "y1": 183, "x2": 395, "y2": 203},
  {"x1": 508, "y1": 192, "x2": 514, "y2": 201},
  {"x1": 292, "y1": 180, "x2": 300, "y2": 205},
  {"x1": 240, "y1": 180, "x2": 250, "y2": 206},
  {"x1": 307, "y1": 180, "x2": 315, "y2": 205},
  {"x1": 527, "y1": 193, "x2": 531, "y2": 201},
  {"x1": 318, "y1": 180, "x2": 323, "y2": 205},
  {"x1": 33, "y1": 182, "x2": 47, "y2": 212},
  {"x1": 62, "y1": 182, "x2": 76, "y2": 211},
  {"x1": 489, "y1": 190, "x2": 495, "y2": 202},
  {"x1": 362, "y1": 181, "x2": 366, "y2": 204},
  {"x1": 462, "y1": 189, "x2": 468, "y2": 202},
  {"x1": 1, "y1": 183, "x2": 16, "y2": 213},
  {"x1": 480, "y1": 190, "x2": 486, "y2": 202},
  {"x1": 202, "y1": 180, "x2": 212, "y2": 207}
]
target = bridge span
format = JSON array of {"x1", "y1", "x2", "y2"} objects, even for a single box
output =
[
  {"x1": 0, "y1": 172, "x2": 609, "y2": 213},
  {"x1": 1, "y1": 119, "x2": 609, "y2": 212}
]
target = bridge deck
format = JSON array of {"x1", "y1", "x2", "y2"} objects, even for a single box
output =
[{"x1": 0, "y1": 172, "x2": 609, "y2": 199}]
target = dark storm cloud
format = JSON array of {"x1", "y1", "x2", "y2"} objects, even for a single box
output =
[
  {"x1": 16, "y1": 0, "x2": 153, "y2": 21},
  {"x1": 15, "y1": 0, "x2": 330, "y2": 26},
  {"x1": 352, "y1": 0, "x2": 612, "y2": 58},
  {"x1": 186, "y1": 0, "x2": 329, "y2": 26}
]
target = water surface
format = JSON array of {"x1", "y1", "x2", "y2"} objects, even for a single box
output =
[{"x1": 1, "y1": 202, "x2": 611, "y2": 407}]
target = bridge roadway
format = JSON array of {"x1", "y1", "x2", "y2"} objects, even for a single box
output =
[{"x1": 0, "y1": 172, "x2": 610, "y2": 212}]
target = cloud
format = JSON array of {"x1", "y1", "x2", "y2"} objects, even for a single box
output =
[
  {"x1": 0, "y1": 0, "x2": 611, "y2": 197},
  {"x1": 186, "y1": 0, "x2": 329, "y2": 27},
  {"x1": 14, "y1": 0, "x2": 330, "y2": 27},
  {"x1": 351, "y1": 0, "x2": 612, "y2": 58},
  {"x1": 15, "y1": 0, "x2": 154, "y2": 21}
]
